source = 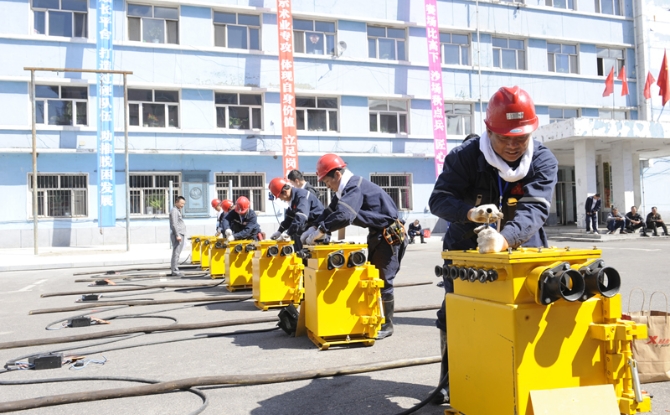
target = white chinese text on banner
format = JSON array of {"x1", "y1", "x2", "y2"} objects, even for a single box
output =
[
  {"x1": 276, "y1": 0, "x2": 298, "y2": 177},
  {"x1": 97, "y1": 0, "x2": 115, "y2": 227}
]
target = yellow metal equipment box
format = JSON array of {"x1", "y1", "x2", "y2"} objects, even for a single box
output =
[
  {"x1": 199, "y1": 237, "x2": 217, "y2": 270},
  {"x1": 303, "y1": 243, "x2": 384, "y2": 350},
  {"x1": 189, "y1": 235, "x2": 205, "y2": 264},
  {"x1": 439, "y1": 247, "x2": 650, "y2": 415},
  {"x1": 209, "y1": 239, "x2": 227, "y2": 279},
  {"x1": 224, "y1": 240, "x2": 255, "y2": 292},
  {"x1": 252, "y1": 240, "x2": 304, "y2": 310}
]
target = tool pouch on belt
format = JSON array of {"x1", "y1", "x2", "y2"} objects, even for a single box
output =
[{"x1": 383, "y1": 219, "x2": 406, "y2": 246}]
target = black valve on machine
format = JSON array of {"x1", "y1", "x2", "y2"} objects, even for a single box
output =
[
  {"x1": 327, "y1": 250, "x2": 346, "y2": 270},
  {"x1": 245, "y1": 244, "x2": 257, "y2": 253},
  {"x1": 532, "y1": 262, "x2": 585, "y2": 305},
  {"x1": 267, "y1": 245, "x2": 279, "y2": 257},
  {"x1": 234, "y1": 244, "x2": 244, "y2": 253},
  {"x1": 280, "y1": 245, "x2": 294, "y2": 256},
  {"x1": 579, "y1": 259, "x2": 621, "y2": 300}
]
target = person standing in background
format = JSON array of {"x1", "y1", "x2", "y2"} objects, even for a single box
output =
[
  {"x1": 584, "y1": 193, "x2": 601, "y2": 234},
  {"x1": 169, "y1": 196, "x2": 187, "y2": 277}
]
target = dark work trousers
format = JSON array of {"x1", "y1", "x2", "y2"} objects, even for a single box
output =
[
  {"x1": 367, "y1": 230, "x2": 408, "y2": 300},
  {"x1": 409, "y1": 230, "x2": 425, "y2": 243},
  {"x1": 585, "y1": 213, "x2": 598, "y2": 232},
  {"x1": 647, "y1": 221, "x2": 669, "y2": 235}
]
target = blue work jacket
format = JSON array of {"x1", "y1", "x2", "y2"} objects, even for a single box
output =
[{"x1": 279, "y1": 187, "x2": 324, "y2": 235}]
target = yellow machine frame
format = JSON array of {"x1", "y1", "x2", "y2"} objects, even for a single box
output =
[
  {"x1": 252, "y1": 240, "x2": 304, "y2": 310},
  {"x1": 209, "y1": 239, "x2": 227, "y2": 279},
  {"x1": 199, "y1": 237, "x2": 217, "y2": 270},
  {"x1": 224, "y1": 240, "x2": 255, "y2": 292},
  {"x1": 189, "y1": 235, "x2": 205, "y2": 264}
]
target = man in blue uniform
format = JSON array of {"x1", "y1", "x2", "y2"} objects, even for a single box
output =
[
  {"x1": 268, "y1": 177, "x2": 324, "y2": 250},
  {"x1": 428, "y1": 86, "x2": 558, "y2": 403},
  {"x1": 223, "y1": 196, "x2": 263, "y2": 241},
  {"x1": 302, "y1": 154, "x2": 408, "y2": 339}
]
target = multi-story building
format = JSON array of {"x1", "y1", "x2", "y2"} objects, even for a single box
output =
[{"x1": 0, "y1": 0, "x2": 668, "y2": 247}]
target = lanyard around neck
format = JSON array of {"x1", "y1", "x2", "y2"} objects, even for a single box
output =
[{"x1": 497, "y1": 174, "x2": 509, "y2": 211}]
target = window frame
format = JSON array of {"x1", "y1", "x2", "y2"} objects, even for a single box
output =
[
  {"x1": 595, "y1": 0, "x2": 622, "y2": 16},
  {"x1": 35, "y1": 84, "x2": 89, "y2": 126},
  {"x1": 303, "y1": 173, "x2": 332, "y2": 207},
  {"x1": 549, "y1": 107, "x2": 580, "y2": 123},
  {"x1": 369, "y1": 173, "x2": 413, "y2": 211},
  {"x1": 545, "y1": 0, "x2": 575, "y2": 10},
  {"x1": 295, "y1": 96, "x2": 339, "y2": 132},
  {"x1": 129, "y1": 173, "x2": 180, "y2": 217},
  {"x1": 444, "y1": 102, "x2": 473, "y2": 136},
  {"x1": 127, "y1": 3, "x2": 180, "y2": 44},
  {"x1": 31, "y1": 0, "x2": 88, "y2": 38},
  {"x1": 367, "y1": 25, "x2": 407, "y2": 61},
  {"x1": 214, "y1": 92, "x2": 263, "y2": 130},
  {"x1": 215, "y1": 173, "x2": 266, "y2": 213},
  {"x1": 440, "y1": 32, "x2": 470, "y2": 66},
  {"x1": 596, "y1": 47, "x2": 625, "y2": 77},
  {"x1": 492, "y1": 36, "x2": 526, "y2": 70},
  {"x1": 128, "y1": 88, "x2": 180, "y2": 128},
  {"x1": 212, "y1": 10, "x2": 261, "y2": 50},
  {"x1": 369, "y1": 99, "x2": 408, "y2": 134},
  {"x1": 547, "y1": 42, "x2": 579, "y2": 74},
  {"x1": 292, "y1": 18, "x2": 336, "y2": 56},
  {"x1": 597, "y1": 108, "x2": 629, "y2": 120},
  {"x1": 28, "y1": 173, "x2": 89, "y2": 218}
]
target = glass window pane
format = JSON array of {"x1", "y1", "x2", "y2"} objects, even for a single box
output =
[
  {"x1": 461, "y1": 46, "x2": 469, "y2": 65},
  {"x1": 387, "y1": 28, "x2": 405, "y2": 39},
  {"x1": 454, "y1": 104, "x2": 470, "y2": 114},
  {"x1": 168, "y1": 105, "x2": 178, "y2": 127},
  {"x1": 315, "y1": 21, "x2": 334, "y2": 33},
  {"x1": 568, "y1": 0, "x2": 574, "y2": 8},
  {"x1": 517, "y1": 51, "x2": 526, "y2": 70},
  {"x1": 155, "y1": 90, "x2": 178, "y2": 103},
  {"x1": 601, "y1": 0, "x2": 613, "y2": 14},
  {"x1": 326, "y1": 34, "x2": 335, "y2": 55},
  {"x1": 49, "y1": 11, "x2": 72, "y2": 37},
  {"x1": 128, "y1": 4, "x2": 152, "y2": 17},
  {"x1": 34, "y1": 11, "x2": 46, "y2": 34},
  {"x1": 296, "y1": 110, "x2": 305, "y2": 130},
  {"x1": 446, "y1": 115, "x2": 462, "y2": 135},
  {"x1": 369, "y1": 99, "x2": 387, "y2": 110},
  {"x1": 305, "y1": 32, "x2": 324, "y2": 55},
  {"x1": 397, "y1": 40, "x2": 405, "y2": 61},
  {"x1": 378, "y1": 38, "x2": 396, "y2": 60},
  {"x1": 614, "y1": 0, "x2": 621, "y2": 15},
  {"x1": 509, "y1": 39, "x2": 523, "y2": 49},
  {"x1": 493, "y1": 50, "x2": 500, "y2": 68},
  {"x1": 240, "y1": 94, "x2": 261, "y2": 105},
  {"x1": 214, "y1": 25, "x2": 225, "y2": 47},
  {"x1": 296, "y1": 97, "x2": 316, "y2": 108},
  {"x1": 128, "y1": 17, "x2": 140, "y2": 41},
  {"x1": 548, "y1": 54, "x2": 555, "y2": 71},
  {"x1": 62, "y1": 0, "x2": 87, "y2": 11},
  {"x1": 143, "y1": 18, "x2": 165, "y2": 43},
  {"x1": 249, "y1": 28, "x2": 259, "y2": 50},
  {"x1": 238, "y1": 14, "x2": 259, "y2": 26},
  {"x1": 492, "y1": 37, "x2": 507, "y2": 48},
  {"x1": 367, "y1": 26, "x2": 385, "y2": 37},
  {"x1": 75, "y1": 101, "x2": 87, "y2": 125},
  {"x1": 547, "y1": 43, "x2": 561, "y2": 53},
  {"x1": 614, "y1": 110, "x2": 625, "y2": 120},
  {"x1": 444, "y1": 44, "x2": 459, "y2": 64},
  {"x1": 33, "y1": 0, "x2": 59, "y2": 8},
  {"x1": 380, "y1": 114, "x2": 397, "y2": 133},
  {"x1": 554, "y1": 0, "x2": 566, "y2": 7},
  {"x1": 166, "y1": 20, "x2": 178, "y2": 44},
  {"x1": 227, "y1": 25, "x2": 247, "y2": 49},
  {"x1": 563, "y1": 45, "x2": 576, "y2": 54},
  {"x1": 36, "y1": 85, "x2": 59, "y2": 98},
  {"x1": 399, "y1": 114, "x2": 407, "y2": 133},
  {"x1": 216, "y1": 107, "x2": 226, "y2": 128},
  {"x1": 556, "y1": 54, "x2": 569, "y2": 73},
  {"x1": 36, "y1": 101, "x2": 45, "y2": 123},
  {"x1": 368, "y1": 38, "x2": 376, "y2": 58},
  {"x1": 129, "y1": 89, "x2": 153, "y2": 102},
  {"x1": 440, "y1": 33, "x2": 451, "y2": 43},
  {"x1": 564, "y1": 109, "x2": 578, "y2": 118},
  {"x1": 213, "y1": 12, "x2": 236, "y2": 24},
  {"x1": 229, "y1": 106, "x2": 250, "y2": 129},
  {"x1": 154, "y1": 7, "x2": 178, "y2": 20},
  {"x1": 570, "y1": 55, "x2": 578, "y2": 73},
  {"x1": 502, "y1": 49, "x2": 517, "y2": 69},
  {"x1": 215, "y1": 93, "x2": 237, "y2": 105},
  {"x1": 143, "y1": 103, "x2": 165, "y2": 127},
  {"x1": 60, "y1": 86, "x2": 86, "y2": 100},
  {"x1": 369, "y1": 113, "x2": 378, "y2": 131},
  {"x1": 452, "y1": 34, "x2": 468, "y2": 45},
  {"x1": 611, "y1": 49, "x2": 623, "y2": 59},
  {"x1": 129, "y1": 103, "x2": 139, "y2": 125},
  {"x1": 549, "y1": 108, "x2": 563, "y2": 118},
  {"x1": 73, "y1": 13, "x2": 87, "y2": 37},
  {"x1": 317, "y1": 98, "x2": 337, "y2": 109},
  {"x1": 307, "y1": 109, "x2": 327, "y2": 131},
  {"x1": 252, "y1": 108, "x2": 261, "y2": 129},
  {"x1": 294, "y1": 31, "x2": 305, "y2": 53},
  {"x1": 388, "y1": 100, "x2": 406, "y2": 111},
  {"x1": 328, "y1": 111, "x2": 337, "y2": 131},
  {"x1": 596, "y1": 48, "x2": 608, "y2": 58},
  {"x1": 293, "y1": 19, "x2": 313, "y2": 31},
  {"x1": 48, "y1": 100, "x2": 72, "y2": 125}
]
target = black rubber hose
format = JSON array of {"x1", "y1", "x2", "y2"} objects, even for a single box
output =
[
  {"x1": 0, "y1": 376, "x2": 208, "y2": 415},
  {"x1": 393, "y1": 370, "x2": 450, "y2": 415}
]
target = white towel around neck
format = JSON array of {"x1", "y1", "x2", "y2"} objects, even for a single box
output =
[
  {"x1": 336, "y1": 169, "x2": 354, "y2": 198},
  {"x1": 478, "y1": 130, "x2": 533, "y2": 183}
]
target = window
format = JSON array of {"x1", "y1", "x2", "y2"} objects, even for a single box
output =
[
  {"x1": 32, "y1": 0, "x2": 87, "y2": 38},
  {"x1": 440, "y1": 33, "x2": 469, "y2": 65},
  {"x1": 303, "y1": 174, "x2": 332, "y2": 207},
  {"x1": 35, "y1": 85, "x2": 88, "y2": 126},
  {"x1": 545, "y1": 0, "x2": 575, "y2": 10},
  {"x1": 295, "y1": 97, "x2": 338, "y2": 132},
  {"x1": 369, "y1": 99, "x2": 408, "y2": 134},
  {"x1": 549, "y1": 107, "x2": 579, "y2": 123},
  {"x1": 597, "y1": 48, "x2": 624, "y2": 76},
  {"x1": 370, "y1": 174, "x2": 412, "y2": 210},
  {"x1": 128, "y1": 89, "x2": 179, "y2": 128},
  {"x1": 492, "y1": 37, "x2": 526, "y2": 70},
  {"x1": 598, "y1": 109, "x2": 628, "y2": 120},
  {"x1": 445, "y1": 103, "x2": 472, "y2": 135},
  {"x1": 128, "y1": 4, "x2": 178, "y2": 44},
  {"x1": 293, "y1": 19, "x2": 335, "y2": 55},
  {"x1": 595, "y1": 0, "x2": 621, "y2": 15},
  {"x1": 215, "y1": 93, "x2": 262, "y2": 129},
  {"x1": 216, "y1": 173, "x2": 265, "y2": 212},
  {"x1": 213, "y1": 11, "x2": 260, "y2": 50},
  {"x1": 129, "y1": 173, "x2": 179, "y2": 216},
  {"x1": 367, "y1": 26, "x2": 406, "y2": 61},
  {"x1": 547, "y1": 43, "x2": 578, "y2": 74},
  {"x1": 29, "y1": 174, "x2": 88, "y2": 218}
]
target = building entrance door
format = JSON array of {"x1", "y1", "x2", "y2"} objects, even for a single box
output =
[{"x1": 556, "y1": 168, "x2": 576, "y2": 225}]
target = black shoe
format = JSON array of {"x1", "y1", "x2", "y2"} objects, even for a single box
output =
[
  {"x1": 642, "y1": 233, "x2": 650, "y2": 237},
  {"x1": 421, "y1": 241, "x2": 427, "y2": 244},
  {"x1": 170, "y1": 271, "x2": 186, "y2": 277}
]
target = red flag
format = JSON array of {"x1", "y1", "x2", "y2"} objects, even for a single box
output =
[
  {"x1": 644, "y1": 71, "x2": 655, "y2": 99},
  {"x1": 658, "y1": 50, "x2": 670, "y2": 106},
  {"x1": 602, "y1": 67, "x2": 614, "y2": 97},
  {"x1": 617, "y1": 65, "x2": 629, "y2": 96}
]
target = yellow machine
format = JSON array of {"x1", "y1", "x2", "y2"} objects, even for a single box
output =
[
  {"x1": 209, "y1": 239, "x2": 227, "y2": 279},
  {"x1": 199, "y1": 237, "x2": 217, "y2": 270},
  {"x1": 302, "y1": 243, "x2": 384, "y2": 350},
  {"x1": 436, "y1": 247, "x2": 651, "y2": 415},
  {"x1": 224, "y1": 240, "x2": 255, "y2": 292},
  {"x1": 252, "y1": 240, "x2": 304, "y2": 310},
  {"x1": 189, "y1": 235, "x2": 205, "y2": 264}
]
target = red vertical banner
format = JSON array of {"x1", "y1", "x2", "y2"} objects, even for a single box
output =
[{"x1": 276, "y1": 0, "x2": 298, "y2": 177}]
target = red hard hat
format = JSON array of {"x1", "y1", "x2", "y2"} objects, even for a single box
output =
[
  {"x1": 211, "y1": 198, "x2": 221, "y2": 209},
  {"x1": 316, "y1": 153, "x2": 346, "y2": 181},
  {"x1": 220, "y1": 199, "x2": 233, "y2": 212},
  {"x1": 235, "y1": 196, "x2": 250, "y2": 214},
  {"x1": 484, "y1": 86, "x2": 538, "y2": 136},
  {"x1": 269, "y1": 177, "x2": 290, "y2": 198}
]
